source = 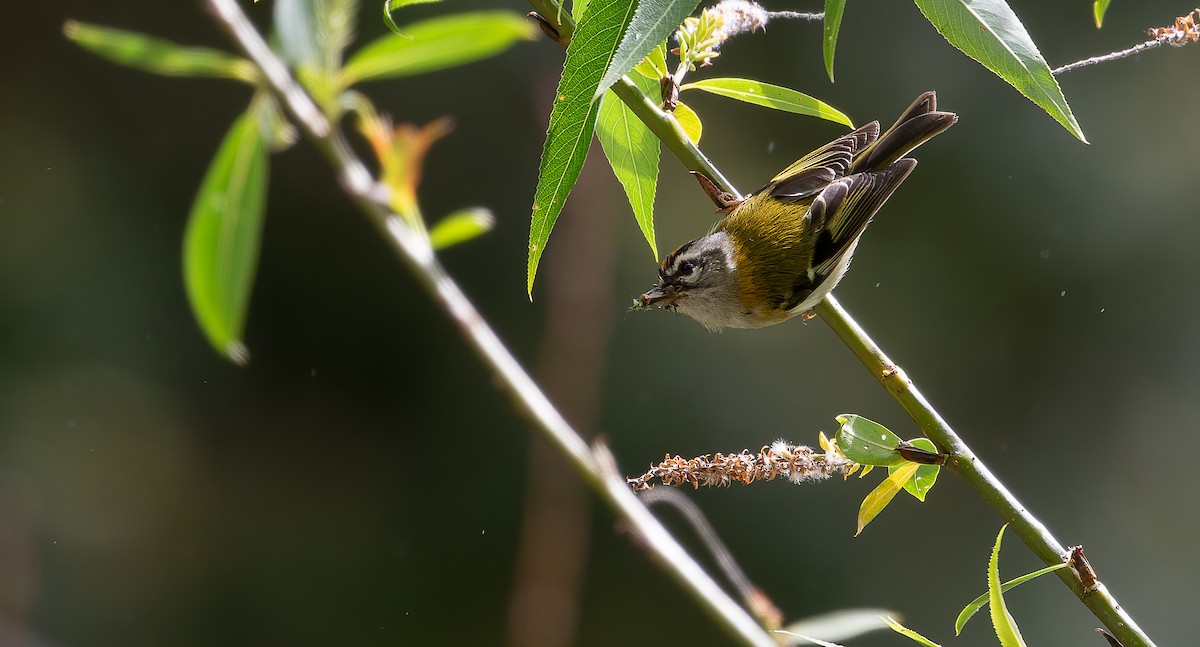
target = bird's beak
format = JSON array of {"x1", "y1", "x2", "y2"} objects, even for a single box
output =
[{"x1": 639, "y1": 282, "x2": 680, "y2": 308}]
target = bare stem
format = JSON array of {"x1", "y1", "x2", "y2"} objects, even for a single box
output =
[
  {"x1": 1053, "y1": 39, "x2": 1162, "y2": 75},
  {"x1": 204, "y1": 1, "x2": 777, "y2": 645},
  {"x1": 526, "y1": 1, "x2": 1159, "y2": 645}
]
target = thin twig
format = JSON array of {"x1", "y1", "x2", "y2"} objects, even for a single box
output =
[
  {"x1": 1053, "y1": 39, "x2": 1162, "y2": 75},
  {"x1": 203, "y1": 1, "x2": 777, "y2": 646},
  {"x1": 526, "y1": 1, "x2": 1159, "y2": 645}
]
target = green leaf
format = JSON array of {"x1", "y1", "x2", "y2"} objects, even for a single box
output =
[
  {"x1": 63, "y1": 21, "x2": 256, "y2": 82},
  {"x1": 822, "y1": 0, "x2": 847, "y2": 82},
  {"x1": 429, "y1": 208, "x2": 495, "y2": 250},
  {"x1": 594, "y1": 0, "x2": 701, "y2": 99},
  {"x1": 856, "y1": 462, "x2": 919, "y2": 535},
  {"x1": 383, "y1": 0, "x2": 443, "y2": 35},
  {"x1": 835, "y1": 414, "x2": 905, "y2": 466},
  {"x1": 781, "y1": 609, "x2": 896, "y2": 644},
  {"x1": 913, "y1": 0, "x2": 1086, "y2": 142},
  {"x1": 528, "y1": 0, "x2": 636, "y2": 295},
  {"x1": 634, "y1": 41, "x2": 669, "y2": 79},
  {"x1": 890, "y1": 438, "x2": 940, "y2": 501},
  {"x1": 771, "y1": 631, "x2": 846, "y2": 647},
  {"x1": 598, "y1": 74, "x2": 661, "y2": 261},
  {"x1": 884, "y1": 617, "x2": 942, "y2": 647},
  {"x1": 988, "y1": 525, "x2": 1028, "y2": 647},
  {"x1": 573, "y1": 0, "x2": 591, "y2": 22},
  {"x1": 673, "y1": 102, "x2": 702, "y2": 145},
  {"x1": 184, "y1": 103, "x2": 270, "y2": 365},
  {"x1": 679, "y1": 78, "x2": 854, "y2": 127},
  {"x1": 955, "y1": 562, "x2": 1069, "y2": 634},
  {"x1": 342, "y1": 11, "x2": 536, "y2": 85},
  {"x1": 1092, "y1": 0, "x2": 1110, "y2": 28}
]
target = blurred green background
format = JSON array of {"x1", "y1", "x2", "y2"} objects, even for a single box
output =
[{"x1": 2, "y1": 1, "x2": 1197, "y2": 645}]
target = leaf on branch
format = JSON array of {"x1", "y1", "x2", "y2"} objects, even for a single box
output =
[
  {"x1": 823, "y1": 0, "x2": 847, "y2": 82},
  {"x1": 342, "y1": 11, "x2": 535, "y2": 85},
  {"x1": 673, "y1": 101, "x2": 702, "y2": 144},
  {"x1": 528, "y1": 0, "x2": 636, "y2": 295},
  {"x1": 988, "y1": 525, "x2": 1029, "y2": 647},
  {"x1": 884, "y1": 617, "x2": 943, "y2": 647},
  {"x1": 679, "y1": 78, "x2": 854, "y2": 127},
  {"x1": 955, "y1": 562, "x2": 1069, "y2": 634},
  {"x1": 64, "y1": 21, "x2": 257, "y2": 82},
  {"x1": 889, "y1": 437, "x2": 940, "y2": 501},
  {"x1": 634, "y1": 41, "x2": 670, "y2": 79},
  {"x1": 834, "y1": 414, "x2": 905, "y2": 466},
  {"x1": 913, "y1": 0, "x2": 1086, "y2": 142},
  {"x1": 183, "y1": 102, "x2": 271, "y2": 365},
  {"x1": 594, "y1": 0, "x2": 702, "y2": 99},
  {"x1": 429, "y1": 208, "x2": 495, "y2": 250},
  {"x1": 597, "y1": 73, "x2": 661, "y2": 260},
  {"x1": 856, "y1": 462, "x2": 919, "y2": 535}
]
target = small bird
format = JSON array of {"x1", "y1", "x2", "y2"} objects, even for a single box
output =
[{"x1": 638, "y1": 91, "x2": 957, "y2": 330}]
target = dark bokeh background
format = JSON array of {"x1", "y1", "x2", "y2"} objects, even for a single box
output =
[{"x1": 3, "y1": 1, "x2": 1197, "y2": 645}]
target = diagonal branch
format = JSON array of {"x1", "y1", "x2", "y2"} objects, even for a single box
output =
[{"x1": 203, "y1": 1, "x2": 777, "y2": 646}]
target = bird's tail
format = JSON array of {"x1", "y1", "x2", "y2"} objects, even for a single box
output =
[{"x1": 852, "y1": 91, "x2": 958, "y2": 173}]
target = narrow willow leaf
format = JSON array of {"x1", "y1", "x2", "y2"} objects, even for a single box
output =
[
  {"x1": 988, "y1": 525, "x2": 1029, "y2": 647},
  {"x1": 913, "y1": 0, "x2": 1086, "y2": 142},
  {"x1": 342, "y1": 11, "x2": 536, "y2": 85},
  {"x1": 1093, "y1": 0, "x2": 1110, "y2": 28},
  {"x1": 955, "y1": 563, "x2": 1069, "y2": 635},
  {"x1": 822, "y1": 0, "x2": 847, "y2": 82},
  {"x1": 884, "y1": 618, "x2": 943, "y2": 647},
  {"x1": 597, "y1": 74, "x2": 661, "y2": 260},
  {"x1": 835, "y1": 414, "x2": 905, "y2": 466},
  {"x1": 673, "y1": 102, "x2": 702, "y2": 145},
  {"x1": 383, "y1": 0, "x2": 443, "y2": 34},
  {"x1": 680, "y1": 78, "x2": 854, "y2": 127},
  {"x1": 594, "y1": 0, "x2": 701, "y2": 99},
  {"x1": 64, "y1": 21, "x2": 256, "y2": 82},
  {"x1": 184, "y1": 105, "x2": 270, "y2": 365},
  {"x1": 429, "y1": 208, "x2": 495, "y2": 250},
  {"x1": 772, "y1": 631, "x2": 846, "y2": 647},
  {"x1": 528, "y1": 0, "x2": 636, "y2": 295},
  {"x1": 890, "y1": 437, "x2": 940, "y2": 501},
  {"x1": 856, "y1": 462, "x2": 919, "y2": 535},
  {"x1": 634, "y1": 41, "x2": 669, "y2": 79},
  {"x1": 781, "y1": 609, "x2": 896, "y2": 644}
]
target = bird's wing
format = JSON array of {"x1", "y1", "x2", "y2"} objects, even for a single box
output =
[
  {"x1": 759, "y1": 121, "x2": 880, "y2": 203},
  {"x1": 808, "y1": 158, "x2": 918, "y2": 278}
]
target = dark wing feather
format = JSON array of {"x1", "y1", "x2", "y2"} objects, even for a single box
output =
[
  {"x1": 759, "y1": 121, "x2": 881, "y2": 203},
  {"x1": 808, "y1": 158, "x2": 918, "y2": 277}
]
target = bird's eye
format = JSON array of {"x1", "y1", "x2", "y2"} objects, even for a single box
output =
[{"x1": 678, "y1": 260, "x2": 696, "y2": 276}]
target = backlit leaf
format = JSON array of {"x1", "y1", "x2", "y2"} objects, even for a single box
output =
[
  {"x1": 184, "y1": 104, "x2": 270, "y2": 364},
  {"x1": 988, "y1": 525, "x2": 1028, "y2": 647},
  {"x1": 342, "y1": 11, "x2": 535, "y2": 85},
  {"x1": 673, "y1": 101, "x2": 702, "y2": 145},
  {"x1": 64, "y1": 21, "x2": 256, "y2": 82},
  {"x1": 856, "y1": 462, "x2": 919, "y2": 535},
  {"x1": 597, "y1": 73, "x2": 661, "y2": 260},
  {"x1": 680, "y1": 78, "x2": 853, "y2": 127}
]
